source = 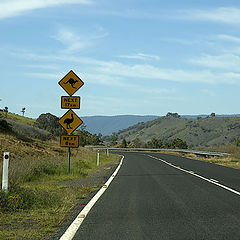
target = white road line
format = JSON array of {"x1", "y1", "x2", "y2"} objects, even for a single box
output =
[
  {"x1": 147, "y1": 155, "x2": 240, "y2": 197},
  {"x1": 210, "y1": 179, "x2": 219, "y2": 183},
  {"x1": 59, "y1": 156, "x2": 124, "y2": 240}
]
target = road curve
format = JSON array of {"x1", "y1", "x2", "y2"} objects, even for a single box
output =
[{"x1": 70, "y1": 152, "x2": 240, "y2": 240}]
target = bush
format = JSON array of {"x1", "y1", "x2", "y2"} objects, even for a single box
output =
[
  {"x1": 23, "y1": 161, "x2": 64, "y2": 182},
  {"x1": 0, "y1": 183, "x2": 57, "y2": 212},
  {"x1": 235, "y1": 138, "x2": 240, "y2": 147},
  {"x1": 0, "y1": 119, "x2": 12, "y2": 133}
]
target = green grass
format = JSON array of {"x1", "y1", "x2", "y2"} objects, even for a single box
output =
[
  {"x1": 3, "y1": 112, "x2": 36, "y2": 126},
  {"x1": 0, "y1": 132, "x2": 120, "y2": 239}
]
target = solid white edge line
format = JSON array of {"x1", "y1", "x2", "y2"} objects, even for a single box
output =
[
  {"x1": 147, "y1": 155, "x2": 240, "y2": 197},
  {"x1": 59, "y1": 156, "x2": 124, "y2": 240}
]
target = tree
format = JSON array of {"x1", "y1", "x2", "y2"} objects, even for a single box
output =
[
  {"x1": 110, "y1": 132, "x2": 118, "y2": 146},
  {"x1": 210, "y1": 112, "x2": 216, "y2": 117},
  {"x1": 129, "y1": 138, "x2": 143, "y2": 148},
  {"x1": 0, "y1": 119, "x2": 12, "y2": 132},
  {"x1": 166, "y1": 112, "x2": 180, "y2": 118},
  {"x1": 4, "y1": 106, "x2": 8, "y2": 117},
  {"x1": 120, "y1": 138, "x2": 127, "y2": 148},
  {"x1": 36, "y1": 113, "x2": 64, "y2": 136},
  {"x1": 171, "y1": 138, "x2": 188, "y2": 149},
  {"x1": 235, "y1": 138, "x2": 240, "y2": 147},
  {"x1": 21, "y1": 107, "x2": 26, "y2": 116}
]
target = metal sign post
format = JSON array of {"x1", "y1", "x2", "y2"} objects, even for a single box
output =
[
  {"x1": 2, "y1": 152, "x2": 10, "y2": 191},
  {"x1": 68, "y1": 147, "x2": 71, "y2": 173},
  {"x1": 58, "y1": 70, "x2": 84, "y2": 173}
]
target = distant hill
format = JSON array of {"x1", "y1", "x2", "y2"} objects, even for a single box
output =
[
  {"x1": 116, "y1": 115, "x2": 240, "y2": 147},
  {"x1": 81, "y1": 115, "x2": 159, "y2": 136}
]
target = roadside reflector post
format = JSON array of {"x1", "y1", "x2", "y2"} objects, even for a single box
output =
[
  {"x1": 107, "y1": 148, "x2": 109, "y2": 157},
  {"x1": 68, "y1": 147, "x2": 71, "y2": 174},
  {"x1": 2, "y1": 152, "x2": 10, "y2": 192},
  {"x1": 97, "y1": 150, "x2": 100, "y2": 166}
]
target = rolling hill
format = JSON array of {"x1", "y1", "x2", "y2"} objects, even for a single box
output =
[
  {"x1": 116, "y1": 115, "x2": 240, "y2": 147},
  {"x1": 81, "y1": 115, "x2": 159, "y2": 136}
]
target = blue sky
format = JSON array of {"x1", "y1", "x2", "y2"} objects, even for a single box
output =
[{"x1": 1, "y1": 0, "x2": 240, "y2": 118}]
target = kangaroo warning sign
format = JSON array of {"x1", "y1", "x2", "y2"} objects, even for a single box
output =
[
  {"x1": 58, "y1": 109, "x2": 83, "y2": 135},
  {"x1": 60, "y1": 135, "x2": 79, "y2": 148},
  {"x1": 58, "y1": 70, "x2": 84, "y2": 96}
]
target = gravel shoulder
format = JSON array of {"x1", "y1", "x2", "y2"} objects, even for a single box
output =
[{"x1": 49, "y1": 161, "x2": 119, "y2": 239}]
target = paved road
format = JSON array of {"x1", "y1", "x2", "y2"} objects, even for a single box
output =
[{"x1": 72, "y1": 152, "x2": 240, "y2": 240}]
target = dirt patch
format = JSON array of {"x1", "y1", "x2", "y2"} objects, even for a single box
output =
[{"x1": 60, "y1": 163, "x2": 118, "y2": 188}]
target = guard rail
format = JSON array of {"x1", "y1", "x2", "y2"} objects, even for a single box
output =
[{"x1": 92, "y1": 147, "x2": 229, "y2": 157}]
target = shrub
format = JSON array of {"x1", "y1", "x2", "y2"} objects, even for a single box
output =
[
  {"x1": 0, "y1": 182, "x2": 57, "y2": 212},
  {"x1": 0, "y1": 119, "x2": 12, "y2": 133},
  {"x1": 235, "y1": 138, "x2": 240, "y2": 147}
]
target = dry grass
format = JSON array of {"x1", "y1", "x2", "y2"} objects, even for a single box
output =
[
  {"x1": 158, "y1": 147, "x2": 240, "y2": 169},
  {"x1": 0, "y1": 132, "x2": 120, "y2": 239}
]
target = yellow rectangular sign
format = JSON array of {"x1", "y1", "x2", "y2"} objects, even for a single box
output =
[
  {"x1": 61, "y1": 96, "x2": 80, "y2": 109},
  {"x1": 60, "y1": 135, "x2": 79, "y2": 148}
]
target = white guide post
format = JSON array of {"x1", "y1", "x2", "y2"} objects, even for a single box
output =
[
  {"x1": 107, "y1": 148, "x2": 109, "y2": 157},
  {"x1": 97, "y1": 150, "x2": 100, "y2": 166},
  {"x1": 2, "y1": 152, "x2": 10, "y2": 192}
]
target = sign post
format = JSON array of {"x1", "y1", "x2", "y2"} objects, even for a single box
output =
[
  {"x1": 2, "y1": 152, "x2": 10, "y2": 192},
  {"x1": 58, "y1": 70, "x2": 84, "y2": 173}
]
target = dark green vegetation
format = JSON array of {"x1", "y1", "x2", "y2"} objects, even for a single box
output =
[
  {"x1": 115, "y1": 114, "x2": 240, "y2": 148},
  {"x1": 36, "y1": 113, "x2": 103, "y2": 146},
  {"x1": 118, "y1": 137, "x2": 188, "y2": 149}
]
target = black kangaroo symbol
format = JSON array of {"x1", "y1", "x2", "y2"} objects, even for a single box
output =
[
  {"x1": 64, "y1": 78, "x2": 78, "y2": 89},
  {"x1": 64, "y1": 114, "x2": 74, "y2": 129}
]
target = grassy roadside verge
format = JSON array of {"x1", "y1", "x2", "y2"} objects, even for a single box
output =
[
  {"x1": 159, "y1": 145, "x2": 240, "y2": 170},
  {"x1": 0, "y1": 133, "x2": 120, "y2": 240}
]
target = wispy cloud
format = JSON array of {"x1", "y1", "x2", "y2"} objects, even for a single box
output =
[
  {"x1": 52, "y1": 26, "x2": 108, "y2": 53},
  {"x1": 216, "y1": 34, "x2": 240, "y2": 43},
  {"x1": 118, "y1": 53, "x2": 160, "y2": 61},
  {"x1": 189, "y1": 53, "x2": 240, "y2": 72},
  {"x1": 179, "y1": 7, "x2": 240, "y2": 24},
  {"x1": 0, "y1": 0, "x2": 92, "y2": 19},
  {"x1": 12, "y1": 48, "x2": 240, "y2": 86}
]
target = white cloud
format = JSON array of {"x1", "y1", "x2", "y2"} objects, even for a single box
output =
[
  {"x1": 180, "y1": 7, "x2": 240, "y2": 24},
  {"x1": 0, "y1": 0, "x2": 92, "y2": 19},
  {"x1": 52, "y1": 26, "x2": 108, "y2": 53},
  {"x1": 13, "y1": 49, "x2": 240, "y2": 86},
  {"x1": 217, "y1": 34, "x2": 240, "y2": 43},
  {"x1": 118, "y1": 53, "x2": 160, "y2": 61},
  {"x1": 189, "y1": 53, "x2": 240, "y2": 72}
]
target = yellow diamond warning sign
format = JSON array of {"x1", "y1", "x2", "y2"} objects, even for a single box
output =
[
  {"x1": 58, "y1": 70, "x2": 84, "y2": 96},
  {"x1": 61, "y1": 96, "x2": 80, "y2": 109},
  {"x1": 60, "y1": 135, "x2": 79, "y2": 148},
  {"x1": 58, "y1": 109, "x2": 83, "y2": 135}
]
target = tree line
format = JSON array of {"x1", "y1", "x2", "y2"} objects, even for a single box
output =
[
  {"x1": 36, "y1": 113, "x2": 103, "y2": 146},
  {"x1": 110, "y1": 135, "x2": 188, "y2": 149}
]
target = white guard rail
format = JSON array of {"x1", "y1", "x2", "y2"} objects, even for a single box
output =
[{"x1": 92, "y1": 147, "x2": 229, "y2": 157}]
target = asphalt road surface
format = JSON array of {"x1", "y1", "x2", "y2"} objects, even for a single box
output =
[{"x1": 71, "y1": 152, "x2": 240, "y2": 240}]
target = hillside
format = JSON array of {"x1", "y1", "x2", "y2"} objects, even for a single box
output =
[
  {"x1": 81, "y1": 115, "x2": 159, "y2": 136},
  {"x1": 116, "y1": 116, "x2": 240, "y2": 148}
]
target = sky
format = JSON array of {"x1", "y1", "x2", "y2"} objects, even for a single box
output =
[{"x1": 1, "y1": 0, "x2": 240, "y2": 118}]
